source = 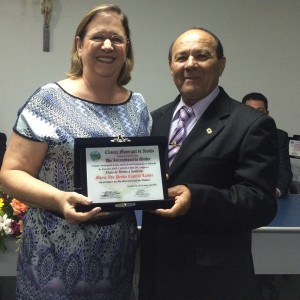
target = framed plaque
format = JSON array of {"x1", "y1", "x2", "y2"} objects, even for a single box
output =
[{"x1": 74, "y1": 136, "x2": 174, "y2": 211}]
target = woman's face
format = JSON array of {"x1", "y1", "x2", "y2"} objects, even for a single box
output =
[{"x1": 76, "y1": 12, "x2": 128, "y2": 83}]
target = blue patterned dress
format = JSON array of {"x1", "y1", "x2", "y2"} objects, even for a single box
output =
[{"x1": 13, "y1": 83, "x2": 152, "y2": 300}]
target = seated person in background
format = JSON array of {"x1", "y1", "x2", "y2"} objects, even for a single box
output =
[{"x1": 242, "y1": 92, "x2": 293, "y2": 197}]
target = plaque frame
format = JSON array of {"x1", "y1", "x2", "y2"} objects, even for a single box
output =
[{"x1": 74, "y1": 136, "x2": 174, "y2": 211}]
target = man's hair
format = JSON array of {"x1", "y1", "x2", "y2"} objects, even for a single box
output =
[
  {"x1": 242, "y1": 92, "x2": 268, "y2": 110},
  {"x1": 168, "y1": 27, "x2": 224, "y2": 63}
]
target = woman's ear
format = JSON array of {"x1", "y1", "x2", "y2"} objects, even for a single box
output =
[{"x1": 76, "y1": 36, "x2": 82, "y2": 56}]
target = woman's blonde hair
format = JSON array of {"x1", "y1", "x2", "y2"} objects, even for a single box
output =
[{"x1": 67, "y1": 4, "x2": 134, "y2": 85}]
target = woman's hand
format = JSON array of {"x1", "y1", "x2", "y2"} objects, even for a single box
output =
[{"x1": 57, "y1": 191, "x2": 109, "y2": 224}]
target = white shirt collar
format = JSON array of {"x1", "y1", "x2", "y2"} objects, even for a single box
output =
[{"x1": 173, "y1": 86, "x2": 220, "y2": 121}]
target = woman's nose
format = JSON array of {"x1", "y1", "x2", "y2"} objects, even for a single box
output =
[{"x1": 101, "y1": 39, "x2": 113, "y2": 51}]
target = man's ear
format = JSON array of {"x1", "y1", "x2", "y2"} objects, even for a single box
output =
[
  {"x1": 169, "y1": 63, "x2": 174, "y2": 77},
  {"x1": 218, "y1": 57, "x2": 226, "y2": 76}
]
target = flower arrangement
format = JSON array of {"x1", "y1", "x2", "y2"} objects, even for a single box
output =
[{"x1": 0, "y1": 189, "x2": 28, "y2": 253}]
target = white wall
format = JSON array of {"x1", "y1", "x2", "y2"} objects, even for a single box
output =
[{"x1": 0, "y1": 0, "x2": 299, "y2": 138}]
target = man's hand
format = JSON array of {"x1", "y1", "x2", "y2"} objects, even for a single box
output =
[{"x1": 154, "y1": 185, "x2": 191, "y2": 218}]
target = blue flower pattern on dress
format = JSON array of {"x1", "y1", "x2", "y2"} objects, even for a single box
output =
[{"x1": 14, "y1": 83, "x2": 152, "y2": 299}]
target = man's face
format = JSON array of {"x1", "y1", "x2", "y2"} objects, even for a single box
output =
[
  {"x1": 169, "y1": 29, "x2": 226, "y2": 106},
  {"x1": 244, "y1": 99, "x2": 268, "y2": 114}
]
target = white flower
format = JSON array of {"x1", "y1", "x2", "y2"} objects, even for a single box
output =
[{"x1": 0, "y1": 214, "x2": 13, "y2": 235}]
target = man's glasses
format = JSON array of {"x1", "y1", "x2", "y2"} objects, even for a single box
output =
[{"x1": 86, "y1": 33, "x2": 127, "y2": 45}]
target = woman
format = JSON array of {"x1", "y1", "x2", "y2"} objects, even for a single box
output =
[{"x1": 0, "y1": 4, "x2": 151, "y2": 300}]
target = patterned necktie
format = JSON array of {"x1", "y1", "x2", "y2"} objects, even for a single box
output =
[{"x1": 168, "y1": 106, "x2": 193, "y2": 165}]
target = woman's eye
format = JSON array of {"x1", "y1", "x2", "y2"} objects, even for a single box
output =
[
  {"x1": 111, "y1": 36, "x2": 124, "y2": 44},
  {"x1": 91, "y1": 35, "x2": 105, "y2": 42}
]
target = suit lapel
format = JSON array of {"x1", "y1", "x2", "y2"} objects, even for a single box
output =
[
  {"x1": 168, "y1": 89, "x2": 231, "y2": 174},
  {"x1": 151, "y1": 97, "x2": 180, "y2": 170}
]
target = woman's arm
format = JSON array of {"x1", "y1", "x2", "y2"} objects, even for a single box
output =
[{"x1": 0, "y1": 132, "x2": 103, "y2": 223}]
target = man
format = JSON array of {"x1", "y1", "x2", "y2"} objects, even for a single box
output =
[
  {"x1": 242, "y1": 92, "x2": 293, "y2": 299},
  {"x1": 242, "y1": 92, "x2": 293, "y2": 198},
  {"x1": 139, "y1": 28, "x2": 279, "y2": 300}
]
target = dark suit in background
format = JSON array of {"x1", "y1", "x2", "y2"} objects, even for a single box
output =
[
  {"x1": 277, "y1": 128, "x2": 293, "y2": 196},
  {"x1": 139, "y1": 28, "x2": 278, "y2": 300},
  {"x1": 242, "y1": 92, "x2": 293, "y2": 197}
]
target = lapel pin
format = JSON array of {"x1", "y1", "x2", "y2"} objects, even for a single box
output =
[{"x1": 206, "y1": 128, "x2": 213, "y2": 134}]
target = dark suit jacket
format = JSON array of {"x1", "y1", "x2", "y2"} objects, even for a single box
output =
[
  {"x1": 0, "y1": 132, "x2": 6, "y2": 169},
  {"x1": 139, "y1": 87, "x2": 278, "y2": 300},
  {"x1": 277, "y1": 128, "x2": 292, "y2": 196}
]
